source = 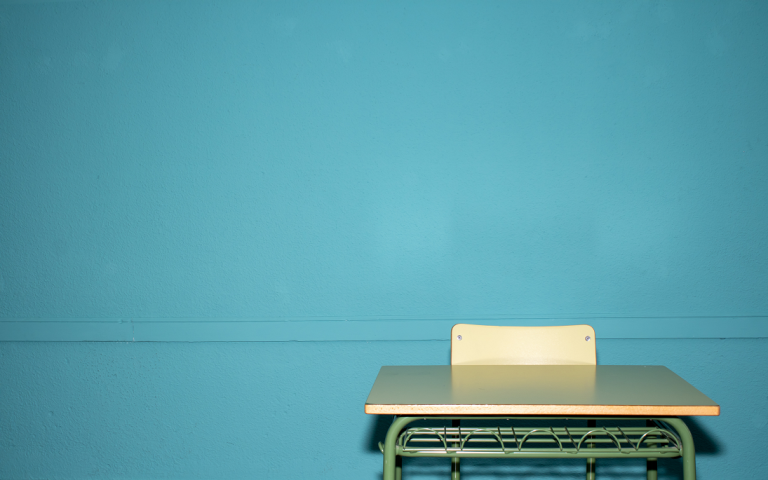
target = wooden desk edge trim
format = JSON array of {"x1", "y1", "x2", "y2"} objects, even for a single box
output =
[{"x1": 365, "y1": 404, "x2": 720, "y2": 416}]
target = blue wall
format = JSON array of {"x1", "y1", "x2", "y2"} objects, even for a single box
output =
[{"x1": 1, "y1": 1, "x2": 766, "y2": 478}]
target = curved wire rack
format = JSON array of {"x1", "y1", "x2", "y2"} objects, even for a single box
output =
[{"x1": 386, "y1": 420, "x2": 682, "y2": 459}]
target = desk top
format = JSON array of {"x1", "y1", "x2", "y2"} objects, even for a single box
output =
[{"x1": 364, "y1": 365, "x2": 719, "y2": 416}]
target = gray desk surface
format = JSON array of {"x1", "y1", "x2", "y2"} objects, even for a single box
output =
[{"x1": 365, "y1": 365, "x2": 720, "y2": 416}]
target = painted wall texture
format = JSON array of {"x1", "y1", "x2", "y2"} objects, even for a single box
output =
[{"x1": 0, "y1": 0, "x2": 766, "y2": 479}]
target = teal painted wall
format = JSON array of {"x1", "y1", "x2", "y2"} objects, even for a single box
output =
[
  {"x1": 2, "y1": 0, "x2": 767, "y2": 327},
  {"x1": 1, "y1": 0, "x2": 766, "y2": 478}
]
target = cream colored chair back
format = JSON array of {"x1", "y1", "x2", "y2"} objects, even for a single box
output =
[{"x1": 450, "y1": 324, "x2": 596, "y2": 365}]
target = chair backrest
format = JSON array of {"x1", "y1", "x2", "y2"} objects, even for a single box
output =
[{"x1": 450, "y1": 324, "x2": 596, "y2": 365}]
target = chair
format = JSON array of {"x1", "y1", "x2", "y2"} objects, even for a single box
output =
[
  {"x1": 450, "y1": 324, "x2": 598, "y2": 479},
  {"x1": 451, "y1": 323, "x2": 596, "y2": 366}
]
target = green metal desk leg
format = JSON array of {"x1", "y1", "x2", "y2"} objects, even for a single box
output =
[
  {"x1": 646, "y1": 420, "x2": 657, "y2": 480},
  {"x1": 647, "y1": 458, "x2": 658, "y2": 480},
  {"x1": 451, "y1": 456, "x2": 460, "y2": 480},
  {"x1": 384, "y1": 417, "x2": 418, "y2": 480},
  {"x1": 395, "y1": 455, "x2": 402, "y2": 480},
  {"x1": 586, "y1": 419, "x2": 596, "y2": 480},
  {"x1": 663, "y1": 418, "x2": 696, "y2": 480},
  {"x1": 451, "y1": 419, "x2": 460, "y2": 480}
]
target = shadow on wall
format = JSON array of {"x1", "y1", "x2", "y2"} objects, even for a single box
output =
[
  {"x1": 686, "y1": 416, "x2": 720, "y2": 454},
  {"x1": 366, "y1": 414, "x2": 393, "y2": 452}
]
